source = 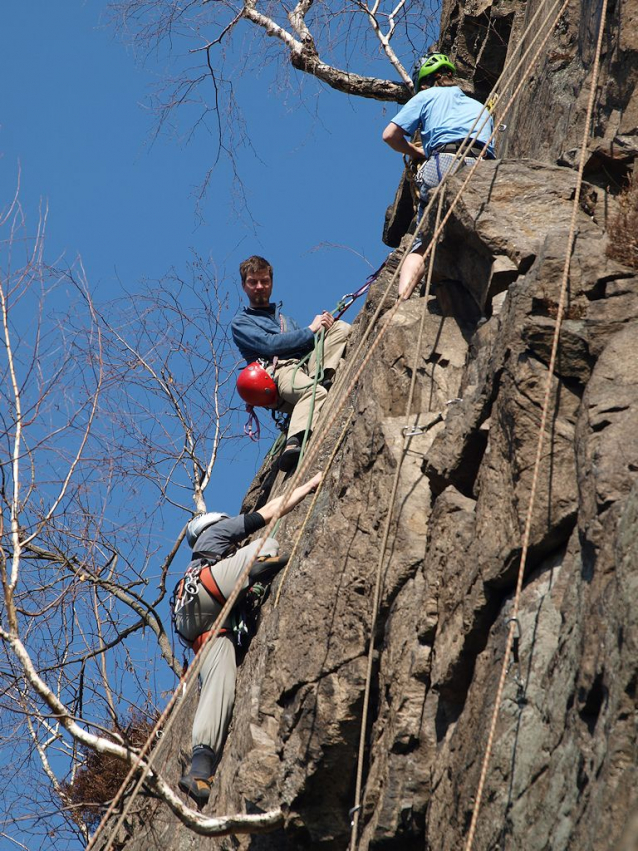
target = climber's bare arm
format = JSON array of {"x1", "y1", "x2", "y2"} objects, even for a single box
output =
[
  {"x1": 382, "y1": 123, "x2": 425, "y2": 161},
  {"x1": 257, "y1": 473, "x2": 322, "y2": 523}
]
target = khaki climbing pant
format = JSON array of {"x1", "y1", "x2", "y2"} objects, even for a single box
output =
[{"x1": 274, "y1": 319, "x2": 350, "y2": 437}]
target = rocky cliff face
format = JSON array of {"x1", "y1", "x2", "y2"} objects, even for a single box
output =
[
  {"x1": 440, "y1": 0, "x2": 638, "y2": 182},
  {"x1": 123, "y1": 1, "x2": 638, "y2": 848}
]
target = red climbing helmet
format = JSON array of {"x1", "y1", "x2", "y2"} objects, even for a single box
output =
[{"x1": 236, "y1": 362, "x2": 279, "y2": 408}]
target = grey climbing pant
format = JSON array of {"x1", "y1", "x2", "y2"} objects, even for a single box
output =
[
  {"x1": 193, "y1": 633, "x2": 236, "y2": 756},
  {"x1": 174, "y1": 537, "x2": 280, "y2": 753}
]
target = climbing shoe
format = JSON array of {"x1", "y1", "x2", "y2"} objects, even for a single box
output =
[
  {"x1": 320, "y1": 367, "x2": 336, "y2": 391},
  {"x1": 178, "y1": 745, "x2": 216, "y2": 808},
  {"x1": 179, "y1": 773, "x2": 213, "y2": 808},
  {"x1": 254, "y1": 555, "x2": 289, "y2": 583},
  {"x1": 278, "y1": 435, "x2": 302, "y2": 473}
]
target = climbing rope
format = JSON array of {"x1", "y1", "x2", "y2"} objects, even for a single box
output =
[
  {"x1": 268, "y1": 14, "x2": 586, "y2": 836},
  {"x1": 311, "y1": 0, "x2": 572, "y2": 445},
  {"x1": 92, "y1": 249, "x2": 415, "y2": 851},
  {"x1": 257, "y1": 43, "x2": 520, "y2": 452},
  {"x1": 260, "y1": 0, "x2": 574, "y2": 531},
  {"x1": 348, "y1": 190, "x2": 445, "y2": 849},
  {"x1": 88, "y1": 461, "x2": 331, "y2": 850},
  {"x1": 260, "y1": 260, "x2": 381, "y2": 470},
  {"x1": 464, "y1": 0, "x2": 610, "y2": 845},
  {"x1": 343, "y1": 2, "x2": 581, "y2": 845},
  {"x1": 292, "y1": 329, "x2": 325, "y2": 463},
  {"x1": 266, "y1": 429, "x2": 288, "y2": 459},
  {"x1": 89, "y1": 0, "x2": 581, "y2": 842},
  {"x1": 274, "y1": 410, "x2": 354, "y2": 607},
  {"x1": 404, "y1": 0, "x2": 573, "y2": 284},
  {"x1": 246, "y1": 260, "x2": 384, "y2": 455}
]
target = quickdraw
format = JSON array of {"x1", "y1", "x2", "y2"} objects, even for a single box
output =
[
  {"x1": 232, "y1": 581, "x2": 267, "y2": 647},
  {"x1": 333, "y1": 261, "x2": 387, "y2": 319},
  {"x1": 244, "y1": 406, "x2": 261, "y2": 441},
  {"x1": 172, "y1": 563, "x2": 203, "y2": 618}
]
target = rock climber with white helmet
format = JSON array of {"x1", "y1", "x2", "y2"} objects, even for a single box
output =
[{"x1": 172, "y1": 472, "x2": 321, "y2": 807}]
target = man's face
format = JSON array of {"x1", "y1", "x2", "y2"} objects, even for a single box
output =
[{"x1": 243, "y1": 268, "x2": 273, "y2": 308}]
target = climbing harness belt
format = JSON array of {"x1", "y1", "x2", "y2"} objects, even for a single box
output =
[
  {"x1": 192, "y1": 627, "x2": 230, "y2": 654},
  {"x1": 172, "y1": 561, "x2": 221, "y2": 616},
  {"x1": 199, "y1": 564, "x2": 226, "y2": 607},
  {"x1": 173, "y1": 556, "x2": 270, "y2": 652},
  {"x1": 171, "y1": 558, "x2": 226, "y2": 646}
]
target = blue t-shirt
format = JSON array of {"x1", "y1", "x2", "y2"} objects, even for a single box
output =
[{"x1": 392, "y1": 86, "x2": 494, "y2": 159}]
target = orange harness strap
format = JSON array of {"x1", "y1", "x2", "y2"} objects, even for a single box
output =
[
  {"x1": 192, "y1": 627, "x2": 230, "y2": 654},
  {"x1": 199, "y1": 563, "x2": 227, "y2": 607},
  {"x1": 191, "y1": 563, "x2": 231, "y2": 654}
]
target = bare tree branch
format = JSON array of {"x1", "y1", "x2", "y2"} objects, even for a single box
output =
[
  {"x1": 0, "y1": 199, "x2": 246, "y2": 843},
  {"x1": 355, "y1": 0, "x2": 413, "y2": 85},
  {"x1": 2, "y1": 627, "x2": 283, "y2": 837},
  {"x1": 242, "y1": 1, "x2": 409, "y2": 100}
]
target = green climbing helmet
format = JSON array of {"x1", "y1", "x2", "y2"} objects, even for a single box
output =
[{"x1": 412, "y1": 53, "x2": 456, "y2": 90}]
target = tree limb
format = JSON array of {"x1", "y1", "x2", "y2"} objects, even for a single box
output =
[
  {"x1": 23, "y1": 542, "x2": 182, "y2": 677},
  {"x1": 3, "y1": 626, "x2": 283, "y2": 838},
  {"x1": 242, "y1": 2, "x2": 410, "y2": 102},
  {"x1": 356, "y1": 0, "x2": 413, "y2": 86}
]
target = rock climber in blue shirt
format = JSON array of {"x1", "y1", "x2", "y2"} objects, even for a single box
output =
[
  {"x1": 231, "y1": 256, "x2": 350, "y2": 473},
  {"x1": 383, "y1": 53, "x2": 495, "y2": 300}
]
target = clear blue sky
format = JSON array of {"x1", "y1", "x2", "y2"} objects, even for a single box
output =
[{"x1": 1, "y1": 0, "x2": 409, "y2": 514}]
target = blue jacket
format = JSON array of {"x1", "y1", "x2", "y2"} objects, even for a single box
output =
[{"x1": 231, "y1": 303, "x2": 315, "y2": 363}]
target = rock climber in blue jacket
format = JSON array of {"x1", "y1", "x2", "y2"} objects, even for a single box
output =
[
  {"x1": 231, "y1": 256, "x2": 350, "y2": 472},
  {"x1": 383, "y1": 53, "x2": 495, "y2": 300}
]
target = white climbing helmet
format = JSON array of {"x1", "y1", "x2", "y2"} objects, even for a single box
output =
[{"x1": 187, "y1": 512, "x2": 230, "y2": 547}]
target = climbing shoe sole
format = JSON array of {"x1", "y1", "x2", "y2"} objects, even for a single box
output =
[{"x1": 178, "y1": 773, "x2": 212, "y2": 808}]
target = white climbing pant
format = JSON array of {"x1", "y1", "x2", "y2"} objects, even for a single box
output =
[{"x1": 411, "y1": 152, "x2": 478, "y2": 252}]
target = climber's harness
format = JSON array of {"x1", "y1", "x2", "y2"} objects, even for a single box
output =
[
  {"x1": 415, "y1": 139, "x2": 496, "y2": 195},
  {"x1": 171, "y1": 557, "x2": 268, "y2": 651},
  {"x1": 171, "y1": 556, "x2": 226, "y2": 630},
  {"x1": 192, "y1": 627, "x2": 227, "y2": 654},
  {"x1": 433, "y1": 140, "x2": 496, "y2": 159},
  {"x1": 172, "y1": 558, "x2": 220, "y2": 613}
]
